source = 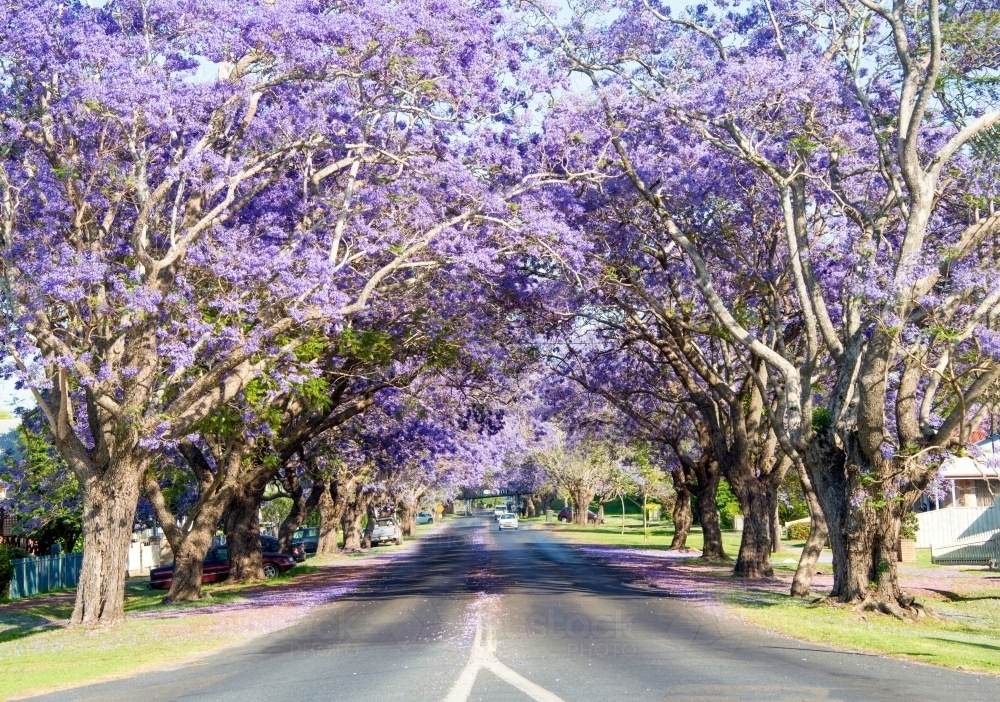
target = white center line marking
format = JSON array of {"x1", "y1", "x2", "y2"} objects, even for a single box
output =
[{"x1": 443, "y1": 619, "x2": 567, "y2": 702}]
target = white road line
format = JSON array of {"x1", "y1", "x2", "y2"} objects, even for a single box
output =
[{"x1": 442, "y1": 619, "x2": 567, "y2": 702}]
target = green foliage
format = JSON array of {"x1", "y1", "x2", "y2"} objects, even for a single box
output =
[
  {"x1": 261, "y1": 496, "x2": 293, "y2": 529},
  {"x1": 0, "y1": 544, "x2": 31, "y2": 599},
  {"x1": 0, "y1": 425, "x2": 82, "y2": 553},
  {"x1": 900, "y1": 511, "x2": 920, "y2": 540},
  {"x1": 715, "y1": 478, "x2": 741, "y2": 529},
  {"x1": 811, "y1": 407, "x2": 833, "y2": 432},
  {"x1": 778, "y1": 470, "x2": 810, "y2": 523},
  {"x1": 788, "y1": 521, "x2": 811, "y2": 540}
]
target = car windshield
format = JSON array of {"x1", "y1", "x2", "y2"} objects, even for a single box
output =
[{"x1": 376, "y1": 519, "x2": 394, "y2": 526}]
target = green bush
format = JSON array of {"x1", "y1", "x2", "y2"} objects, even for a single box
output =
[
  {"x1": 0, "y1": 544, "x2": 31, "y2": 599},
  {"x1": 900, "y1": 511, "x2": 920, "y2": 540},
  {"x1": 788, "y1": 521, "x2": 811, "y2": 540},
  {"x1": 716, "y1": 479, "x2": 742, "y2": 529}
]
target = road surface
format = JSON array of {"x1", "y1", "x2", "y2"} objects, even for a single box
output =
[{"x1": 34, "y1": 514, "x2": 1000, "y2": 701}]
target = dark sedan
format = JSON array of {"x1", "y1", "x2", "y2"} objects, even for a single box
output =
[
  {"x1": 260, "y1": 534, "x2": 306, "y2": 562},
  {"x1": 557, "y1": 508, "x2": 602, "y2": 524},
  {"x1": 149, "y1": 546, "x2": 296, "y2": 590}
]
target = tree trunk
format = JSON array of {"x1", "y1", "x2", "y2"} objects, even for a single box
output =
[
  {"x1": 620, "y1": 495, "x2": 626, "y2": 535},
  {"x1": 225, "y1": 482, "x2": 265, "y2": 582},
  {"x1": 791, "y1": 462, "x2": 829, "y2": 597},
  {"x1": 361, "y1": 503, "x2": 376, "y2": 549},
  {"x1": 770, "y1": 483, "x2": 782, "y2": 553},
  {"x1": 341, "y1": 498, "x2": 367, "y2": 552},
  {"x1": 524, "y1": 494, "x2": 536, "y2": 517},
  {"x1": 731, "y1": 477, "x2": 774, "y2": 578},
  {"x1": 71, "y1": 470, "x2": 144, "y2": 625},
  {"x1": 317, "y1": 483, "x2": 344, "y2": 555},
  {"x1": 164, "y1": 539, "x2": 210, "y2": 602},
  {"x1": 694, "y1": 474, "x2": 726, "y2": 560},
  {"x1": 596, "y1": 502, "x2": 605, "y2": 526},
  {"x1": 569, "y1": 488, "x2": 595, "y2": 526},
  {"x1": 278, "y1": 482, "x2": 322, "y2": 554},
  {"x1": 670, "y1": 484, "x2": 693, "y2": 549}
]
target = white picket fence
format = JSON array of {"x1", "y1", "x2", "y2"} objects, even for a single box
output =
[{"x1": 915, "y1": 505, "x2": 1000, "y2": 547}]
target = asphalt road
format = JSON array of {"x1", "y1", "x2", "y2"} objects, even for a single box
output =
[{"x1": 34, "y1": 514, "x2": 1000, "y2": 702}]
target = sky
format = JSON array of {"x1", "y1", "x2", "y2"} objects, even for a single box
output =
[{"x1": 0, "y1": 377, "x2": 33, "y2": 415}]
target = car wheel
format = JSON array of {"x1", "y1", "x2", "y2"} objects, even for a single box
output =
[
  {"x1": 263, "y1": 563, "x2": 279, "y2": 578},
  {"x1": 559, "y1": 517, "x2": 568, "y2": 523},
  {"x1": 396, "y1": 537, "x2": 403, "y2": 545}
]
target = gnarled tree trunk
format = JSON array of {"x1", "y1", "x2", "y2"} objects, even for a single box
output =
[
  {"x1": 225, "y1": 481, "x2": 266, "y2": 582},
  {"x1": 72, "y1": 467, "x2": 144, "y2": 625},
  {"x1": 341, "y1": 496, "x2": 368, "y2": 552},
  {"x1": 317, "y1": 482, "x2": 344, "y2": 555},
  {"x1": 569, "y1": 488, "x2": 596, "y2": 526},
  {"x1": 278, "y1": 470, "x2": 322, "y2": 555},
  {"x1": 730, "y1": 476, "x2": 775, "y2": 578},
  {"x1": 791, "y1": 462, "x2": 829, "y2": 597},
  {"x1": 361, "y1": 503, "x2": 376, "y2": 549},
  {"x1": 694, "y1": 473, "x2": 726, "y2": 560},
  {"x1": 670, "y1": 472, "x2": 692, "y2": 549}
]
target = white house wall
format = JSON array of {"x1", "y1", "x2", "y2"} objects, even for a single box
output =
[{"x1": 915, "y1": 505, "x2": 1000, "y2": 547}]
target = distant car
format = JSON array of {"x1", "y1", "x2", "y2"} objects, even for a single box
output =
[
  {"x1": 416, "y1": 512, "x2": 434, "y2": 525},
  {"x1": 498, "y1": 513, "x2": 518, "y2": 530},
  {"x1": 372, "y1": 517, "x2": 404, "y2": 546},
  {"x1": 493, "y1": 507, "x2": 505, "y2": 520},
  {"x1": 557, "y1": 508, "x2": 601, "y2": 524},
  {"x1": 149, "y1": 547, "x2": 296, "y2": 589},
  {"x1": 260, "y1": 534, "x2": 306, "y2": 563},
  {"x1": 292, "y1": 526, "x2": 320, "y2": 555}
]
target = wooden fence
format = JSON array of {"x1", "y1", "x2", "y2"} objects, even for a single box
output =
[
  {"x1": 7, "y1": 553, "x2": 84, "y2": 600},
  {"x1": 931, "y1": 537, "x2": 1000, "y2": 566},
  {"x1": 914, "y1": 505, "x2": 1000, "y2": 547}
]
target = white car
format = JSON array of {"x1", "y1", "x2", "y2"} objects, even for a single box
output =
[
  {"x1": 416, "y1": 512, "x2": 434, "y2": 525},
  {"x1": 371, "y1": 517, "x2": 404, "y2": 546},
  {"x1": 498, "y1": 513, "x2": 518, "y2": 530},
  {"x1": 493, "y1": 507, "x2": 505, "y2": 520}
]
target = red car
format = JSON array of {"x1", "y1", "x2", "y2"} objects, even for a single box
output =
[
  {"x1": 557, "y1": 508, "x2": 602, "y2": 524},
  {"x1": 149, "y1": 546, "x2": 296, "y2": 589}
]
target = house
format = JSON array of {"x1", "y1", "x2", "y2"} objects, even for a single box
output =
[
  {"x1": 914, "y1": 435, "x2": 1000, "y2": 549},
  {"x1": 0, "y1": 417, "x2": 21, "y2": 540}
]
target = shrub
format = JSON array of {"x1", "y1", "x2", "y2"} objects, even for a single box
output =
[
  {"x1": 0, "y1": 544, "x2": 31, "y2": 599},
  {"x1": 900, "y1": 511, "x2": 920, "y2": 540},
  {"x1": 788, "y1": 521, "x2": 811, "y2": 540}
]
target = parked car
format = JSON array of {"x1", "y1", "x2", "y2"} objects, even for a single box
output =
[
  {"x1": 292, "y1": 526, "x2": 320, "y2": 555},
  {"x1": 493, "y1": 506, "x2": 505, "y2": 520},
  {"x1": 498, "y1": 513, "x2": 518, "y2": 530},
  {"x1": 416, "y1": 512, "x2": 434, "y2": 525},
  {"x1": 372, "y1": 517, "x2": 404, "y2": 546},
  {"x1": 148, "y1": 547, "x2": 296, "y2": 590},
  {"x1": 557, "y1": 508, "x2": 601, "y2": 524},
  {"x1": 260, "y1": 534, "x2": 306, "y2": 563}
]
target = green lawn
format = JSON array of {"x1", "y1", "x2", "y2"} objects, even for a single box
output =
[{"x1": 729, "y1": 590, "x2": 1000, "y2": 674}]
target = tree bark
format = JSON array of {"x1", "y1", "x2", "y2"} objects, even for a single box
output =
[
  {"x1": 770, "y1": 483, "x2": 782, "y2": 553},
  {"x1": 569, "y1": 488, "x2": 596, "y2": 526},
  {"x1": 791, "y1": 461, "x2": 828, "y2": 597},
  {"x1": 316, "y1": 483, "x2": 344, "y2": 555},
  {"x1": 341, "y1": 496, "x2": 368, "y2": 552},
  {"x1": 224, "y1": 481, "x2": 266, "y2": 582},
  {"x1": 670, "y1": 484, "x2": 693, "y2": 549},
  {"x1": 71, "y1": 469, "x2": 144, "y2": 625},
  {"x1": 731, "y1": 477, "x2": 775, "y2": 578},
  {"x1": 694, "y1": 474, "x2": 726, "y2": 560},
  {"x1": 361, "y1": 503, "x2": 376, "y2": 549},
  {"x1": 278, "y1": 479, "x2": 322, "y2": 555}
]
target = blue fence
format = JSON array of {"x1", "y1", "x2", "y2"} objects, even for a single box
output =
[{"x1": 7, "y1": 553, "x2": 84, "y2": 600}]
